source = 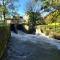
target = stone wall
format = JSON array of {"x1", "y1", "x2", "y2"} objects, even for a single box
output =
[{"x1": 0, "y1": 24, "x2": 11, "y2": 58}]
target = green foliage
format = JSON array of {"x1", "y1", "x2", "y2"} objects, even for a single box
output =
[
  {"x1": 50, "y1": 0, "x2": 60, "y2": 6},
  {"x1": 0, "y1": 5, "x2": 8, "y2": 13},
  {"x1": 28, "y1": 11, "x2": 45, "y2": 25},
  {"x1": 42, "y1": 0, "x2": 60, "y2": 5},
  {"x1": 45, "y1": 10, "x2": 60, "y2": 24},
  {"x1": 0, "y1": 0, "x2": 10, "y2": 21},
  {"x1": 41, "y1": 0, "x2": 60, "y2": 11},
  {"x1": 0, "y1": 0, "x2": 19, "y2": 21}
]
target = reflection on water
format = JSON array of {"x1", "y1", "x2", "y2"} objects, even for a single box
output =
[{"x1": 1, "y1": 31, "x2": 60, "y2": 60}]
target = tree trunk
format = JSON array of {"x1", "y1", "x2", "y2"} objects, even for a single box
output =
[
  {"x1": 28, "y1": 12, "x2": 36, "y2": 34},
  {"x1": 3, "y1": 12, "x2": 5, "y2": 22},
  {"x1": 3, "y1": 0, "x2": 6, "y2": 22},
  {"x1": 28, "y1": 21, "x2": 36, "y2": 34}
]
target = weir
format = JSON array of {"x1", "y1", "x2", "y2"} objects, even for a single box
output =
[{"x1": 10, "y1": 24, "x2": 28, "y2": 33}]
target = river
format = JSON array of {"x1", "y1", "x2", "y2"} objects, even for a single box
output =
[{"x1": 1, "y1": 31, "x2": 60, "y2": 60}]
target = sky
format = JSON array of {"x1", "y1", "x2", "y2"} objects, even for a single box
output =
[
  {"x1": 0, "y1": 0, "x2": 42, "y2": 16},
  {"x1": 17, "y1": 0, "x2": 55, "y2": 17},
  {"x1": 0, "y1": 0, "x2": 54, "y2": 17},
  {"x1": 0, "y1": 0, "x2": 29, "y2": 16},
  {"x1": 16, "y1": 0, "x2": 42, "y2": 16},
  {"x1": 16, "y1": 0, "x2": 29, "y2": 16}
]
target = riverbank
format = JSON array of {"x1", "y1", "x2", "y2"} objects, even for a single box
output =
[
  {"x1": 0, "y1": 23, "x2": 11, "y2": 58},
  {"x1": 36, "y1": 25, "x2": 60, "y2": 40}
]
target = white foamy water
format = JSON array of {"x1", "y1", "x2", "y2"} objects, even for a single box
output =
[
  {"x1": 2, "y1": 31, "x2": 60, "y2": 60},
  {"x1": 11, "y1": 31, "x2": 60, "y2": 50}
]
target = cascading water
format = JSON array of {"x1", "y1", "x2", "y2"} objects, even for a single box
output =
[{"x1": 1, "y1": 31, "x2": 60, "y2": 60}]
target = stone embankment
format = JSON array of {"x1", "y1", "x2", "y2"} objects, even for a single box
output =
[{"x1": 0, "y1": 24, "x2": 10, "y2": 58}]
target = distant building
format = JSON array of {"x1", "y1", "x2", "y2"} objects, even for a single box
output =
[{"x1": 5, "y1": 15, "x2": 24, "y2": 24}]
